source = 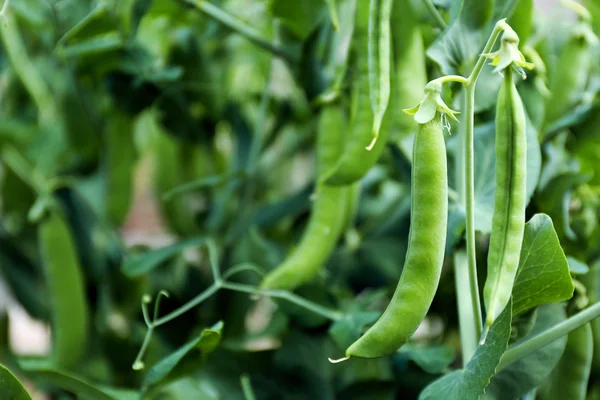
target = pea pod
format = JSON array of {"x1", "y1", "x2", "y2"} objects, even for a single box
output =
[
  {"x1": 367, "y1": 0, "x2": 392, "y2": 150},
  {"x1": 261, "y1": 106, "x2": 351, "y2": 290},
  {"x1": 391, "y1": 0, "x2": 426, "y2": 150},
  {"x1": 580, "y1": 261, "x2": 600, "y2": 374},
  {"x1": 324, "y1": 0, "x2": 390, "y2": 186},
  {"x1": 544, "y1": 16, "x2": 597, "y2": 128},
  {"x1": 540, "y1": 323, "x2": 593, "y2": 400},
  {"x1": 343, "y1": 118, "x2": 447, "y2": 358},
  {"x1": 38, "y1": 209, "x2": 90, "y2": 369},
  {"x1": 483, "y1": 66, "x2": 527, "y2": 327}
]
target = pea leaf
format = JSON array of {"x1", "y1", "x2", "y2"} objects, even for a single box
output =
[
  {"x1": 396, "y1": 345, "x2": 455, "y2": 374},
  {"x1": 18, "y1": 358, "x2": 137, "y2": 400},
  {"x1": 328, "y1": 311, "x2": 380, "y2": 349},
  {"x1": 122, "y1": 236, "x2": 208, "y2": 277},
  {"x1": 142, "y1": 321, "x2": 224, "y2": 390},
  {"x1": 511, "y1": 214, "x2": 574, "y2": 317},
  {"x1": 270, "y1": 0, "x2": 324, "y2": 40},
  {"x1": 419, "y1": 300, "x2": 512, "y2": 400},
  {"x1": 0, "y1": 364, "x2": 32, "y2": 400},
  {"x1": 482, "y1": 303, "x2": 568, "y2": 400}
]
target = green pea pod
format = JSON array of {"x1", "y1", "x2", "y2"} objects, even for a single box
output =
[
  {"x1": 324, "y1": 0, "x2": 391, "y2": 186},
  {"x1": 483, "y1": 67, "x2": 527, "y2": 328},
  {"x1": 367, "y1": 0, "x2": 392, "y2": 150},
  {"x1": 153, "y1": 131, "x2": 203, "y2": 237},
  {"x1": 391, "y1": 0, "x2": 426, "y2": 148},
  {"x1": 105, "y1": 112, "x2": 136, "y2": 227},
  {"x1": 541, "y1": 323, "x2": 593, "y2": 400},
  {"x1": 38, "y1": 210, "x2": 90, "y2": 369},
  {"x1": 544, "y1": 20, "x2": 597, "y2": 128},
  {"x1": 580, "y1": 262, "x2": 600, "y2": 374},
  {"x1": 261, "y1": 106, "x2": 351, "y2": 290},
  {"x1": 344, "y1": 119, "x2": 447, "y2": 358}
]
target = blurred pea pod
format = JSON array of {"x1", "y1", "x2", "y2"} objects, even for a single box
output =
[
  {"x1": 152, "y1": 130, "x2": 206, "y2": 237},
  {"x1": 38, "y1": 207, "x2": 90, "y2": 369},
  {"x1": 580, "y1": 261, "x2": 600, "y2": 375},
  {"x1": 539, "y1": 322, "x2": 593, "y2": 400},
  {"x1": 391, "y1": 0, "x2": 426, "y2": 158},
  {"x1": 324, "y1": 0, "x2": 391, "y2": 185},
  {"x1": 543, "y1": 3, "x2": 598, "y2": 130},
  {"x1": 105, "y1": 112, "x2": 136, "y2": 227}
]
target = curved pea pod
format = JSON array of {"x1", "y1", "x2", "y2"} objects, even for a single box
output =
[
  {"x1": 391, "y1": 0, "x2": 426, "y2": 147},
  {"x1": 261, "y1": 105, "x2": 351, "y2": 290},
  {"x1": 324, "y1": 0, "x2": 391, "y2": 186},
  {"x1": 38, "y1": 210, "x2": 90, "y2": 369},
  {"x1": 344, "y1": 119, "x2": 447, "y2": 358},
  {"x1": 483, "y1": 67, "x2": 527, "y2": 327},
  {"x1": 540, "y1": 323, "x2": 593, "y2": 400}
]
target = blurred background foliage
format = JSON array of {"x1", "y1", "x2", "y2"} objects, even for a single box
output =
[{"x1": 0, "y1": 0, "x2": 599, "y2": 398}]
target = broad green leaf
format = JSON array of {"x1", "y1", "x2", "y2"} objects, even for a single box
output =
[
  {"x1": 328, "y1": 311, "x2": 380, "y2": 349},
  {"x1": 122, "y1": 236, "x2": 208, "y2": 277},
  {"x1": 19, "y1": 358, "x2": 137, "y2": 400},
  {"x1": 142, "y1": 321, "x2": 224, "y2": 389},
  {"x1": 426, "y1": 0, "x2": 493, "y2": 76},
  {"x1": 396, "y1": 345, "x2": 455, "y2": 374},
  {"x1": 482, "y1": 303, "x2": 568, "y2": 400},
  {"x1": 419, "y1": 301, "x2": 512, "y2": 400},
  {"x1": 511, "y1": 214, "x2": 574, "y2": 317},
  {"x1": 0, "y1": 364, "x2": 32, "y2": 400}
]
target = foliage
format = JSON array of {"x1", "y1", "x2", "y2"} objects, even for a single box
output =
[{"x1": 0, "y1": 0, "x2": 600, "y2": 398}]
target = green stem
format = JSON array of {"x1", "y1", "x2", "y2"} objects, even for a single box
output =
[
  {"x1": 497, "y1": 302, "x2": 600, "y2": 371},
  {"x1": 423, "y1": 0, "x2": 447, "y2": 30},
  {"x1": 454, "y1": 250, "x2": 479, "y2": 363},
  {"x1": 182, "y1": 0, "x2": 296, "y2": 63},
  {"x1": 462, "y1": 84, "x2": 483, "y2": 342},
  {"x1": 221, "y1": 282, "x2": 343, "y2": 321},
  {"x1": 241, "y1": 374, "x2": 257, "y2": 400},
  {"x1": 455, "y1": 19, "x2": 508, "y2": 349},
  {"x1": 132, "y1": 327, "x2": 154, "y2": 370},
  {"x1": 152, "y1": 284, "x2": 220, "y2": 327},
  {"x1": 432, "y1": 75, "x2": 468, "y2": 86}
]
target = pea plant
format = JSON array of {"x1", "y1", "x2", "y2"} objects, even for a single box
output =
[{"x1": 0, "y1": 0, "x2": 600, "y2": 398}]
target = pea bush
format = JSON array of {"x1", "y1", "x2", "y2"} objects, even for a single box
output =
[{"x1": 1, "y1": 0, "x2": 600, "y2": 399}]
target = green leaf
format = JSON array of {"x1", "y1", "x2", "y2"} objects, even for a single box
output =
[
  {"x1": 419, "y1": 300, "x2": 512, "y2": 400},
  {"x1": 122, "y1": 236, "x2": 209, "y2": 277},
  {"x1": 328, "y1": 311, "x2": 380, "y2": 349},
  {"x1": 0, "y1": 364, "x2": 32, "y2": 400},
  {"x1": 396, "y1": 345, "x2": 455, "y2": 374},
  {"x1": 19, "y1": 358, "x2": 137, "y2": 400},
  {"x1": 567, "y1": 256, "x2": 589, "y2": 275},
  {"x1": 511, "y1": 214, "x2": 574, "y2": 317},
  {"x1": 142, "y1": 321, "x2": 224, "y2": 389},
  {"x1": 482, "y1": 303, "x2": 568, "y2": 399}
]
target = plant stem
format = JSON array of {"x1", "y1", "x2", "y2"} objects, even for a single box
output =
[
  {"x1": 241, "y1": 374, "x2": 257, "y2": 400},
  {"x1": 456, "y1": 19, "x2": 508, "y2": 349},
  {"x1": 182, "y1": 0, "x2": 296, "y2": 63},
  {"x1": 497, "y1": 302, "x2": 600, "y2": 371},
  {"x1": 423, "y1": 0, "x2": 447, "y2": 30},
  {"x1": 152, "y1": 284, "x2": 220, "y2": 327},
  {"x1": 432, "y1": 75, "x2": 468, "y2": 86},
  {"x1": 454, "y1": 251, "x2": 479, "y2": 363},
  {"x1": 221, "y1": 282, "x2": 343, "y2": 321}
]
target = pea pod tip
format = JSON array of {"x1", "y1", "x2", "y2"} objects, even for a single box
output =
[{"x1": 328, "y1": 356, "x2": 350, "y2": 364}]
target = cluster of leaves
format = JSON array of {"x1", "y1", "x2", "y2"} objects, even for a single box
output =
[{"x1": 0, "y1": 0, "x2": 599, "y2": 399}]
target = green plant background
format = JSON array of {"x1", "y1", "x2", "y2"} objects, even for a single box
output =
[{"x1": 0, "y1": 0, "x2": 599, "y2": 399}]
